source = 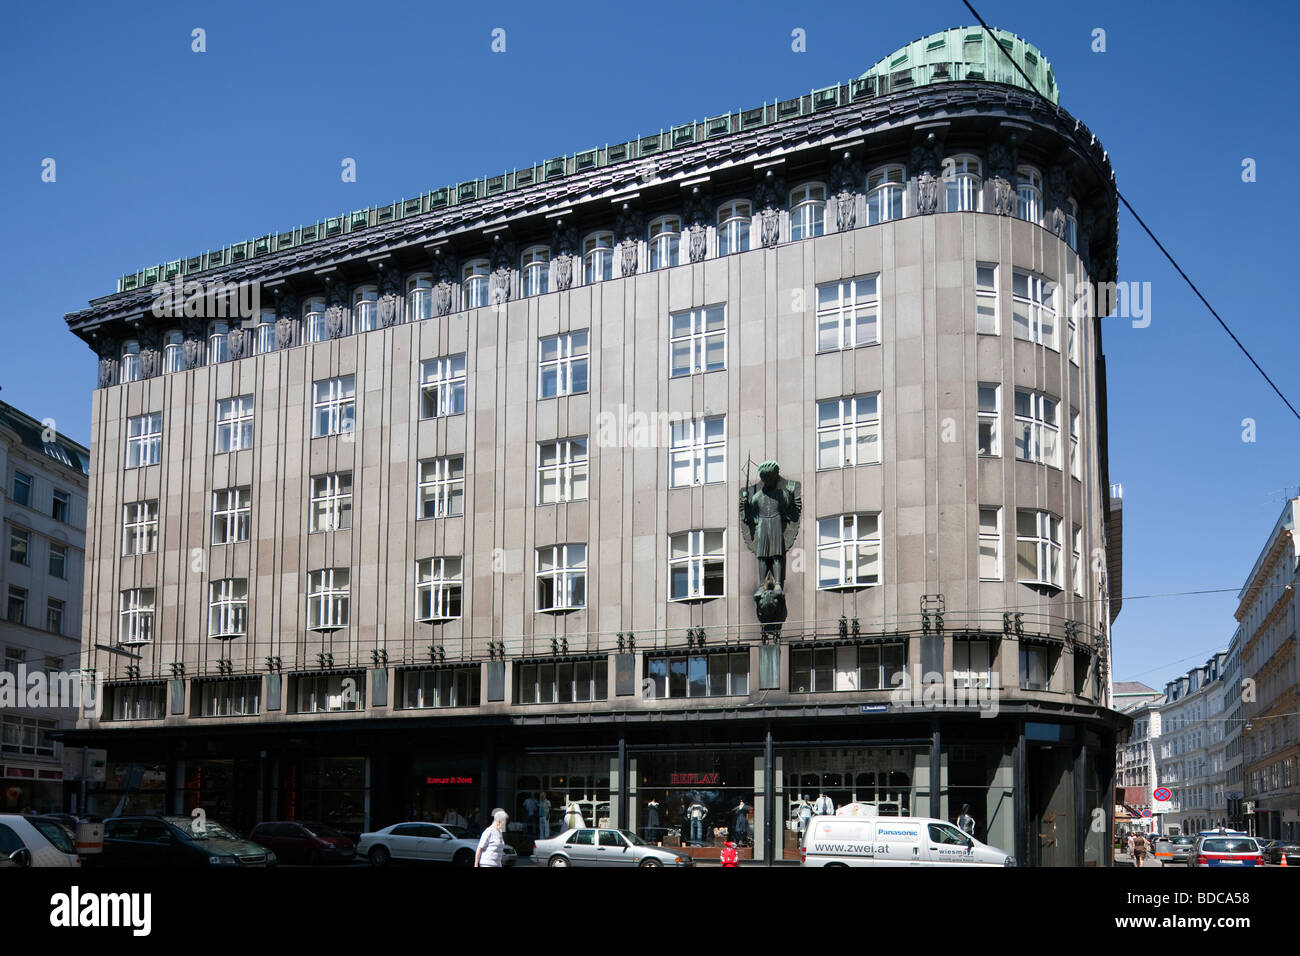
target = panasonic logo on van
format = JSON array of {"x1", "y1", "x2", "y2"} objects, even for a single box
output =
[{"x1": 878, "y1": 828, "x2": 917, "y2": 837}]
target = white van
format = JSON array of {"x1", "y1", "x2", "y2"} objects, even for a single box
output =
[{"x1": 800, "y1": 815, "x2": 1015, "y2": 867}]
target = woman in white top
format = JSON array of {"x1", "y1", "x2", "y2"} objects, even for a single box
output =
[{"x1": 475, "y1": 810, "x2": 509, "y2": 867}]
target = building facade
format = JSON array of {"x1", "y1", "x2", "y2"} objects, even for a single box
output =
[
  {"x1": 1237, "y1": 497, "x2": 1300, "y2": 841},
  {"x1": 0, "y1": 401, "x2": 90, "y2": 812},
  {"x1": 1155, "y1": 654, "x2": 1228, "y2": 835},
  {"x1": 63, "y1": 27, "x2": 1124, "y2": 864}
]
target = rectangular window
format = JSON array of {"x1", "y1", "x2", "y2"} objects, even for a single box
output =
[
  {"x1": 192, "y1": 679, "x2": 261, "y2": 717},
  {"x1": 669, "y1": 416, "x2": 725, "y2": 487},
  {"x1": 669, "y1": 305, "x2": 726, "y2": 376},
  {"x1": 215, "y1": 395, "x2": 255, "y2": 453},
  {"x1": 291, "y1": 672, "x2": 365, "y2": 713},
  {"x1": 48, "y1": 543, "x2": 67, "y2": 579},
  {"x1": 1019, "y1": 645, "x2": 1051, "y2": 691},
  {"x1": 978, "y1": 384, "x2": 1000, "y2": 456},
  {"x1": 122, "y1": 501, "x2": 159, "y2": 556},
  {"x1": 1011, "y1": 271, "x2": 1058, "y2": 349},
  {"x1": 416, "y1": 557, "x2": 462, "y2": 621},
  {"x1": 513, "y1": 659, "x2": 608, "y2": 704},
  {"x1": 535, "y1": 544, "x2": 586, "y2": 611},
  {"x1": 52, "y1": 489, "x2": 70, "y2": 523},
  {"x1": 7, "y1": 586, "x2": 27, "y2": 625},
  {"x1": 118, "y1": 588, "x2": 155, "y2": 645},
  {"x1": 102, "y1": 684, "x2": 166, "y2": 721},
  {"x1": 46, "y1": 598, "x2": 65, "y2": 635},
  {"x1": 954, "y1": 640, "x2": 992, "y2": 689},
  {"x1": 208, "y1": 578, "x2": 248, "y2": 638},
  {"x1": 398, "y1": 667, "x2": 481, "y2": 709},
  {"x1": 645, "y1": 652, "x2": 747, "y2": 698},
  {"x1": 1016, "y1": 510, "x2": 1063, "y2": 589},
  {"x1": 538, "y1": 332, "x2": 589, "y2": 398},
  {"x1": 1072, "y1": 525, "x2": 1084, "y2": 597},
  {"x1": 4, "y1": 646, "x2": 22, "y2": 674},
  {"x1": 212, "y1": 487, "x2": 251, "y2": 544},
  {"x1": 816, "y1": 394, "x2": 880, "y2": 468},
  {"x1": 537, "y1": 439, "x2": 588, "y2": 505},
  {"x1": 978, "y1": 507, "x2": 1002, "y2": 580},
  {"x1": 790, "y1": 643, "x2": 904, "y2": 692},
  {"x1": 419, "y1": 356, "x2": 467, "y2": 419},
  {"x1": 309, "y1": 473, "x2": 353, "y2": 532},
  {"x1": 418, "y1": 457, "x2": 465, "y2": 518},
  {"x1": 976, "y1": 263, "x2": 998, "y2": 334},
  {"x1": 1070, "y1": 411, "x2": 1081, "y2": 480},
  {"x1": 307, "y1": 569, "x2": 350, "y2": 630},
  {"x1": 816, "y1": 275, "x2": 880, "y2": 351},
  {"x1": 12, "y1": 472, "x2": 31, "y2": 507},
  {"x1": 1013, "y1": 389, "x2": 1060, "y2": 467},
  {"x1": 312, "y1": 376, "x2": 356, "y2": 438},
  {"x1": 668, "y1": 530, "x2": 725, "y2": 600},
  {"x1": 125, "y1": 413, "x2": 162, "y2": 468},
  {"x1": 9, "y1": 529, "x2": 29, "y2": 566},
  {"x1": 817, "y1": 513, "x2": 881, "y2": 589}
]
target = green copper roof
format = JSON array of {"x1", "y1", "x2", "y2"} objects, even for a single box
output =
[{"x1": 860, "y1": 26, "x2": 1058, "y2": 105}]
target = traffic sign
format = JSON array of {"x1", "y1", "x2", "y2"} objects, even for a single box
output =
[
  {"x1": 1140, "y1": 809, "x2": 1152, "y2": 818},
  {"x1": 1153, "y1": 787, "x2": 1172, "y2": 803}
]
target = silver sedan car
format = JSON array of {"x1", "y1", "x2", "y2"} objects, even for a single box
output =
[{"x1": 534, "y1": 828, "x2": 694, "y2": 867}]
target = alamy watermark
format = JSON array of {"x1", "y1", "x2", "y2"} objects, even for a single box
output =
[
  {"x1": 150, "y1": 277, "x2": 261, "y2": 321},
  {"x1": 0, "y1": 666, "x2": 103, "y2": 718}
]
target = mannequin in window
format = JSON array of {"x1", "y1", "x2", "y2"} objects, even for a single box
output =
[
  {"x1": 645, "y1": 799, "x2": 662, "y2": 844},
  {"x1": 443, "y1": 807, "x2": 466, "y2": 829},
  {"x1": 957, "y1": 804, "x2": 976, "y2": 837},
  {"x1": 813, "y1": 792, "x2": 835, "y2": 816},
  {"x1": 732, "y1": 800, "x2": 751, "y2": 846},
  {"x1": 523, "y1": 791, "x2": 538, "y2": 838},
  {"x1": 537, "y1": 791, "x2": 552, "y2": 839},
  {"x1": 563, "y1": 796, "x2": 585, "y2": 831},
  {"x1": 687, "y1": 794, "x2": 708, "y2": 846},
  {"x1": 795, "y1": 795, "x2": 813, "y2": 833}
]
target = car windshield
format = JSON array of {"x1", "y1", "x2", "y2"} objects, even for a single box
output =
[
  {"x1": 302, "y1": 824, "x2": 345, "y2": 838},
  {"x1": 618, "y1": 829, "x2": 647, "y2": 846},
  {"x1": 163, "y1": 817, "x2": 239, "y2": 840},
  {"x1": 30, "y1": 820, "x2": 75, "y2": 854},
  {"x1": 1201, "y1": 838, "x2": 1258, "y2": 853},
  {"x1": 1173, "y1": 836, "x2": 1195, "y2": 845}
]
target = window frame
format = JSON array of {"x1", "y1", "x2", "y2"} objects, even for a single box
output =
[
  {"x1": 648, "y1": 216, "x2": 681, "y2": 270},
  {"x1": 419, "y1": 355, "x2": 467, "y2": 419},
  {"x1": 415, "y1": 557, "x2": 463, "y2": 622},
  {"x1": 816, "y1": 394, "x2": 881, "y2": 469},
  {"x1": 215, "y1": 395, "x2": 255, "y2": 453},
  {"x1": 975, "y1": 262, "x2": 998, "y2": 334},
  {"x1": 669, "y1": 305, "x2": 726, "y2": 377},
  {"x1": 535, "y1": 544, "x2": 587, "y2": 612},
  {"x1": 12, "y1": 472, "x2": 31, "y2": 507},
  {"x1": 353, "y1": 284, "x2": 379, "y2": 333},
  {"x1": 1013, "y1": 389, "x2": 1061, "y2": 468},
  {"x1": 668, "y1": 530, "x2": 726, "y2": 601},
  {"x1": 1011, "y1": 270, "x2": 1059, "y2": 349},
  {"x1": 122, "y1": 500, "x2": 159, "y2": 556},
  {"x1": 537, "y1": 332, "x2": 589, "y2": 400},
  {"x1": 407, "y1": 273, "x2": 434, "y2": 322},
  {"x1": 418, "y1": 457, "x2": 465, "y2": 519},
  {"x1": 1016, "y1": 509, "x2": 1063, "y2": 590},
  {"x1": 816, "y1": 513, "x2": 882, "y2": 590},
  {"x1": 311, "y1": 375, "x2": 356, "y2": 438},
  {"x1": 536, "y1": 438, "x2": 589, "y2": 506},
  {"x1": 307, "y1": 569, "x2": 350, "y2": 631},
  {"x1": 1015, "y1": 165, "x2": 1043, "y2": 224},
  {"x1": 462, "y1": 259, "x2": 491, "y2": 309},
  {"x1": 208, "y1": 578, "x2": 249, "y2": 639},
  {"x1": 211, "y1": 487, "x2": 252, "y2": 545},
  {"x1": 815, "y1": 275, "x2": 880, "y2": 352},
  {"x1": 978, "y1": 507, "x2": 1003, "y2": 581},
  {"x1": 125, "y1": 412, "x2": 163, "y2": 469},
  {"x1": 582, "y1": 232, "x2": 614, "y2": 284},
  {"x1": 309, "y1": 472, "x2": 353, "y2": 533},
  {"x1": 789, "y1": 183, "x2": 827, "y2": 241},
  {"x1": 668, "y1": 415, "x2": 726, "y2": 488},
  {"x1": 118, "y1": 588, "x2": 156, "y2": 645},
  {"x1": 521, "y1": 246, "x2": 551, "y2": 297},
  {"x1": 48, "y1": 542, "x2": 67, "y2": 579},
  {"x1": 945, "y1": 154, "x2": 983, "y2": 212},
  {"x1": 866, "y1": 164, "x2": 906, "y2": 224},
  {"x1": 716, "y1": 200, "x2": 751, "y2": 256}
]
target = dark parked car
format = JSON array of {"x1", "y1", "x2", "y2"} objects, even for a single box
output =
[
  {"x1": 87, "y1": 815, "x2": 276, "y2": 868},
  {"x1": 1262, "y1": 839, "x2": 1300, "y2": 866},
  {"x1": 248, "y1": 822, "x2": 355, "y2": 865}
]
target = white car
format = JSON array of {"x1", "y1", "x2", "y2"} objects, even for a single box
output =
[
  {"x1": 533, "y1": 827, "x2": 694, "y2": 867},
  {"x1": 357, "y1": 822, "x2": 516, "y2": 867},
  {"x1": 0, "y1": 814, "x2": 81, "y2": 867},
  {"x1": 800, "y1": 815, "x2": 1015, "y2": 867}
]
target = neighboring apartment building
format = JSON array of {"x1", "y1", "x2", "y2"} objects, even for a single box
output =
[
  {"x1": 1237, "y1": 497, "x2": 1299, "y2": 841},
  {"x1": 1114, "y1": 683, "x2": 1160, "y2": 828},
  {"x1": 1222, "y1": 626, "x2": 1247, "y2": 829},
  {"x1": 0, "y1": 401, "x2": 89, "y2": 812},
  {"x1": 61, "y1": 27, "x2": 1125, "y2": 864},
  {"x1": 1156, "y1": 654, "x2": 1228, "y2": 835}
]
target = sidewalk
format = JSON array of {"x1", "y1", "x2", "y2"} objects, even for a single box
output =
[{"x1": 1114, "y1": 851, "x2": 1164, "y2": 868}]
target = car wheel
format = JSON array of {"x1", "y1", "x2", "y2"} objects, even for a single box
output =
[
  {"x1": 368, "y1": 845, "x2": 391, "y2": 867},
  {"x1": 639, "y1": 858, "x2": 663, "y2": 868},
  {"x1": 548, "y1": 854, "x2": 570, "y2": 867},
  {"x1": 308, "y1": 850, "x2": 322, "y2": 867},
  {"x1": 453, "y1": 849, "x2": 474, "y2": 868}
]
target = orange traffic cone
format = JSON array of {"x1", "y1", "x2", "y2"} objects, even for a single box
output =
[{"x1": 1281, "y1": 853, "x2": 1288, "y2": 867}]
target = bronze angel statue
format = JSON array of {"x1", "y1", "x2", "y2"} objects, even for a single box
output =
[{"x1": 739, "y1": 460, "x2": 802, "y2": 623}]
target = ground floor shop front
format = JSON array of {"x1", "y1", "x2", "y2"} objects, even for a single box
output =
[{"x1": 60, "y1": 709, "x2": 1120, "y2": 866}]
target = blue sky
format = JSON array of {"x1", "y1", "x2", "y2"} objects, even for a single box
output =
[{"x1": 1, "y1": 0, "x2": 1296, "y2": 689}]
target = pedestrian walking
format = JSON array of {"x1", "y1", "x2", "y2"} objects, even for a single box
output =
[
  {"x1": 1134, "y1": 832, "x2": 1149, "y2": 868},
  {"x1": 475, "y1": 809, "x2": 509, "y2": 867}
]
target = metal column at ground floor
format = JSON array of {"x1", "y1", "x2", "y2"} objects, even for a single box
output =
[{"x1": 56, "y1": 708, "x2": 1123, "y2": 866}]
